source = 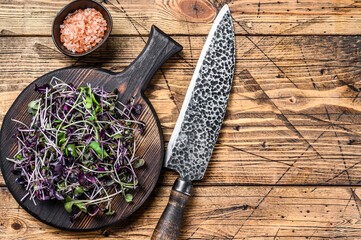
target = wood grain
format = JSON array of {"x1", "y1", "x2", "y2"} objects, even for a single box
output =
[
  {"x1": 1, "y1": 0, "x2": 361, "y2": 238},
  {"x1": 2, "y1": 185, "x2": 361, "y2": 239},
  {"x1": 1, "y1": 36, "x2": 361, "y2": 186},
  {"x1": 1, "y1": 0, "x2": 361, "y2": 36}
]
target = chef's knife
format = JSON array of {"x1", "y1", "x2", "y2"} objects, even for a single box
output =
[{"x1": 151, "y1": 5, "x2": 235, "y2": 240}]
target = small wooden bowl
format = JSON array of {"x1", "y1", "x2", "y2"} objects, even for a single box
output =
[{"x1": 52, "y1": 0, "x2": 113, "y2": 57}]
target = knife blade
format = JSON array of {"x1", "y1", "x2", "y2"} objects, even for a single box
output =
[{"x1": 152, "y1": 5, "x2": 235, "y2": 240}]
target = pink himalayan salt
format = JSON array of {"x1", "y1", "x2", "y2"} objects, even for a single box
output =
[{"x1": 60, "y1": 8, "x2": 107, "y2": 53}]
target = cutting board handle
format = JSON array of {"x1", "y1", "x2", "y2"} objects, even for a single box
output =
[
  {"x1": 151, "y1": 178, "x2": 193, "y2": 240},
  {"x1": 120, "y1": 25, "x2": 183, "y2": 93}
]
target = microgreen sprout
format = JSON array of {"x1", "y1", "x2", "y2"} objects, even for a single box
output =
[{"x1": 7, "y1": 77, "x2": 146, "y2": 222}]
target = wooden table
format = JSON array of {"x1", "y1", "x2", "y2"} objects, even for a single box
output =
[{"x1": 1, "y1": 0, "x2": 361, "y2": 239}]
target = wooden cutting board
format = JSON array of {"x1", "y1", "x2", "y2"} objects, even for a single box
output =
[{"x1": 0, "y1": 25, "x2": 182, "y2": 231}]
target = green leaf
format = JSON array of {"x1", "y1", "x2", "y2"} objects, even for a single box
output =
[
  {"x1": 133, "y1": 158, "x2": 145, "y2": 169},
  {"x1": 66, "y1": 144, "x2": 77, "y2": 157},
  {"x1": 74, "y1": 202, "x2": 87, "y2": 213},
  {"x1": 125, "y1": 193, "x2": 133, "y2": 203},
  {"x1": 54, "y1": 120, "x2": 62, "y2": 123},
  {"x1": 59, "y1": 138, "x2": 66, "y2": 146},
  {"x1": 57, "y1": 132, "x2": 65, "y2": 142},
  {"x1": 89, "y1": 109, "x2": 97, "y2": 121},
  {"x1": 64, "y1": 196, "x2": 87, "y2": 213},
  {"x1": 58, "y1": 132, "x2": 65, "y2": 139},
  {"x1": 28, "y1": 100, "x2": 40, "y2": 109},
  {"x1": 91, "y1": 93, "x2": 99, "y2": 106},
  {"x1": 75, "y1": 186, "x2": 84, "y2": 194},
  {"x1": 65, "y1": 196, "x2": 72, "y2": 202},
  {"x1": 89, "y1": 141, "x2": 101, "y2": 154},
  {"x1": 89, "y1": 141, "x2": 109, "y2": 158},
  {"x1": 28, "y1": 100, "x2": 40, "y2": 115},
  {"x1": 57, "y1": 132, "x2": 67, "y2": 149},
  {"x1": 64, "y1": 196, "x2": 74, "y2": 213},
  {"x1": 58, "y1": 182, "x2": 65, "y2": 188},
  {"x1": 79, "y1": 87, "x2": 90, "y2": 93},
  {"x1": 85, "y1": 96, "x2": 92, "y2": 109},
  {"x1": 74, "y1": 186, "x2": 85, "y2": 197},
  {"x1": 113, "y1": 134, "x2": 123, "y2": 139},
  {"x1": 64, "y1": 202, "x2": 73, "y2": 213},
  {"x1": 60, "y1": 142, "x2": 66, "y2": 151},
  {"x1": 105, "y1": 178, "x2": 114, "y2": 186},
  {"x1": 95, "y1": 106, "x2": 100, "y2": 113}
]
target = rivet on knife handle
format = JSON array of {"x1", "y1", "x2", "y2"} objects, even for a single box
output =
[{"x1": 151, "y1": 178, "x2": 192, "y2": 240}]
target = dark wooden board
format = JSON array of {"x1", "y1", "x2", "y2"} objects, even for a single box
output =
[{"x1": 0, "y1": 26, "x2": 182, "y2": 231}]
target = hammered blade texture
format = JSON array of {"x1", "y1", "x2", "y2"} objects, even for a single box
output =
[{"x1": 165, "y1": 11, "x2": 235, "y2": 181}]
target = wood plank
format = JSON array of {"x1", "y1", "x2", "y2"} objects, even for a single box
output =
[
  {"x1": 0, "y1": 0, "x2": 361, "y2": 36},
  {"x1": 1, "y1": 35, "x2": 361, "y2": 187},
  {"x1": 1, "y1": 186, "x2": 361, "y2": 239}
]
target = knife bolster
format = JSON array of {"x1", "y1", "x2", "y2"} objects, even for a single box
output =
[{"x1": 173, "y1": 178, "x2": 193, "y2": 196}]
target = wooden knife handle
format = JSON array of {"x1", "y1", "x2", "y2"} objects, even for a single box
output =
[{"x1": 151, "y1": 178, "x2": 193, "y2": 240}]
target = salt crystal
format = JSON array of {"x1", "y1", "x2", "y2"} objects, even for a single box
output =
[{"x1": 60, "y1": 8, "x2": 107, "y2": 53}]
